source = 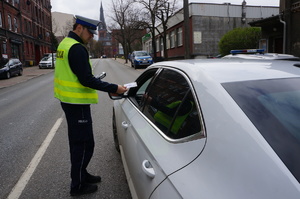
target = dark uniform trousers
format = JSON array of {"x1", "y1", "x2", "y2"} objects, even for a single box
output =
[{"x1": 61, "y1": 102, "x2": 95, "y2": 189}]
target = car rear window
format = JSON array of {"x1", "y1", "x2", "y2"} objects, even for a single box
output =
[{"x1": 223, "y1": 78, "x2": 300, "y2": 183}]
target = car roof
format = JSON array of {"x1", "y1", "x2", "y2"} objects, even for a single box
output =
[{"x1": 150, "y1": 59, "x2": 300, "y2": 83}]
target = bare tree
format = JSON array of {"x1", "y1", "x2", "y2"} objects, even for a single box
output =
[
  {"x1": 52, "y1": 17, "x2": 58, "y2": 35},
  {"x1": 134, "y1": 0, "x2": 179, "y2": 61},
  {"x1": 109, "y1": 0, "x2": 147, "y2": 63},
  {"x1": 61, "y1": 19, "x2": 74, "y2": 38},
  {"x1": 156, "y1": 0, "x2": 179, "y2": 60},
  {"x1": 134, "y1": 0, "x2": 161, "y2": 60},
  {"x1": 89, "y1": 39, "x2": 104, "y2": 58}
]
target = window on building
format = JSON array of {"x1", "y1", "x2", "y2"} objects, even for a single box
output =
[
  {"x1": 24, "y1": 19, "x2": 27, "y2": 33},
  {"x1": 8, "y1": 15, "x2": 12, "y2": 30},
  {"x1": 3, "y1": 42, "x2": 7, "y2": 54},
  {"x1": 156, "y1": 38, "x2": 160, "y2": 52},
  {"x1": 166, "y1": 34, "x2": 170, "y2": 49},
  {"x1": 0, "y1": 12, "x2": 2, "y2": 27},
  {"x1": 160, "y1": 37, "x2": 163, "y2": 52},
  {"x1": 28, "y1": 21, "x2": 31, "y2": 34},
  {"x1": 177, "y1": 27, "x2": 183, "y2": 46},
  {"x1": 170, "y1": 30, "x2": 176, "y2": 48},
  {"x1": 14, "y1": 18, "x2": 17, "y2": 32}
]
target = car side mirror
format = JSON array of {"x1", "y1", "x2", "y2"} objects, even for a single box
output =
[{"x1": 108, "y1": 93, "x2": 127, "y2": 100}]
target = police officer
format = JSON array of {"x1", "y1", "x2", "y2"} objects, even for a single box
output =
[{"x1": 54, "y1": 15, "x2": 127, "y2": 196}]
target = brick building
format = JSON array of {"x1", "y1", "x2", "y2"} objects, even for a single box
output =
[
  {"x1": 0, "y1": 0, "x2": 52, "y2": 66},
  {"x1": 143, "y1": 1, "x2": 279, "y2": 59}
]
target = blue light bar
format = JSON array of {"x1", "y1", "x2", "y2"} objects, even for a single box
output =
[{"x1": 230, "y1": 49, "x2": 265, "y2": 54}]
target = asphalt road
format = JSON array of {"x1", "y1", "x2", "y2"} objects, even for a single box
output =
[{"x1": 0, "y1": 59, "x2": 141, "y2": 199}]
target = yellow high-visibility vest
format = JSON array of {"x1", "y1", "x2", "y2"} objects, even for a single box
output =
[
  {"x1": 54, "y1": 37, "x2": 98, "y2": 104},
  {"x1": 154, "y1": 101, "x2": 193, "y2": 134}
]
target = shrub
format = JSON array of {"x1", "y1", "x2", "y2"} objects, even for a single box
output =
[{"x1": 219, "y1": 27, "x2": 261, "y2": 56}]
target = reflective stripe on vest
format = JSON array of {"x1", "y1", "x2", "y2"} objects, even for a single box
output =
[
  {"x1": 54, "y1": 37, "x2": 98, "y2": 104},
  {"x1": 154, "y1": 101, "x2": 193, "y2": 134}
]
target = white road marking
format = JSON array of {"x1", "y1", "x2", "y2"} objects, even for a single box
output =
[{"x1": 7, "y1": 117, "x2": 63, "y2": 199}]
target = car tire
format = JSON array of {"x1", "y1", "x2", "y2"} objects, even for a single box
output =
[
  {"x1": 134, "y1": 63, "x2": 138, "y2": 70},
  {"x1": 18, "y1": 68, "x2": 23, "y2": 76},
  {"x1": 112, "y1": 109, "x2": 120, "y2": 153},
  {"x1": 6, "y1": 71, "x2": 10, "y2": 79}
]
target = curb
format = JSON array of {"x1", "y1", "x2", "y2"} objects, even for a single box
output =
[
  {"x1": 0, "y1": 66, "x2": 53, "y2": 89},
  {"x1": 112, "y1": 58, "x2": 131, "y2": 67}
]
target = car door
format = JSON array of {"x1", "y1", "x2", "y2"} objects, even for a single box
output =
[
  {"x1": 14, "y1": 59, "x2": 21, "y2": 73},
  {"x1": 8, "y1": 59, "x2": 16, "y2": 75},
  {"x1": 116, "y1": 67, "x2": 206, "y2": 198}
]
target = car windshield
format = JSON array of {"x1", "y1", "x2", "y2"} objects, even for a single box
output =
[
  {"x1": 41, "y1": 57, "x2": 53, "y2": 61},
  {"x1": 135, "y1": 51, "x2": 149, "y2": 56},
  {"x1": 223, "y1": 78, "x2": 300, "y2": 183}
]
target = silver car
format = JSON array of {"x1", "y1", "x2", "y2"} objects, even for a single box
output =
[
  {"x1": 39, "y1": 56, "x2": 56, "y2": 69},
  {"x1": 111, "y1": 59, "x2": 300, "y2": 199}
]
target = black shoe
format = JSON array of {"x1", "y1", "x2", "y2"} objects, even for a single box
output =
[
  {"x1": 70, "y1": 184, "x2": 98, "y2": 196},
  {"x1": 86, "y1": 173, "x2": 101, "y2": 184}
]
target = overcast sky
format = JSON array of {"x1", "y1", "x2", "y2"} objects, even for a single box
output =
[{"x1": 51, "y1": 0, "x2": 280, "y2": 22}]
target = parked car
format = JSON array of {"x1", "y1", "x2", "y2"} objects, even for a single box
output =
[
  {"x1": 0, "y1": 58, "x2": 23, "y2": 79},
  {"x1": 39, "y1": 56, "x2": 55, "y2": 69},
  {"x1": 110, "y1": 58, "x2": 300, "y2": 199},
  {"x1": 130, "y1": 51, "x2": 153, "y2": 69}
]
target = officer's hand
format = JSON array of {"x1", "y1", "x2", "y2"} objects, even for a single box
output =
[{"x1": 116, "y1": 85, "x2": 128, "y2": 94}]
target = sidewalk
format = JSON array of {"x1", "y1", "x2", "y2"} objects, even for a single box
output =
[
  {"x1": 0, "y1": 66, "x2": 53, "y2": 89},
  {"x1": 113, "y1": 58, "x2": 131, "y2": 67},
  {"x1": 0, "y1": 58, "x2": 131, "y2": 89}
]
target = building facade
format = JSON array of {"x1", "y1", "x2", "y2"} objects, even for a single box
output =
[
  {"x1": 144, "y1": 1, "x2": 279, "y2": 59},
  {"x1": 0, "y1": 0, "x2": 52, "y2": 66},
  {"x1": 51, "y1": 11, "x2": 74, "y2": 43},
  {"x1": 249, "y1": 0, "x2": 300, "y2": 57},
  {"x1": 281, "y1": 0, "x2": 300, "y2": 56}
]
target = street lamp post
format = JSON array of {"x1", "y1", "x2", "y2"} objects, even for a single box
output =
[
  {"x1": 184, "y1": 0, "x2": 191, "y2": 59},
  {"x1": 49, "y1": 4, "x2": 54, "y2": 68}
]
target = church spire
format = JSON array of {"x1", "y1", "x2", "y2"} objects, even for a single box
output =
[{"x1": 99, "y1": 1, "x2": 107, "y2": 31}]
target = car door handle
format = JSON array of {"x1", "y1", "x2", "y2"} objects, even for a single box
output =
[
  {"x1": 121, "y1": 121, "x2": 130, "y2": 129},
  {"x1": 142, "y1": 160, "x2": 155, "y2": 179}
]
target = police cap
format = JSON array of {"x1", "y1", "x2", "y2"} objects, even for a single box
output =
[{"x1": 75, "y1": 15, "x2": 100, "y2": 35}]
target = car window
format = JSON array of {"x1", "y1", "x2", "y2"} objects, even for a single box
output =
[
  {"x1": 13, "y1": 59, "x2": 19, "y2": 64},
  {"x1": 141, "y1": 69, "x2": 202, "y2": 140},
  {"x1": 41, "y1": 57, "x2": 48, "y2": 61},
  {"x1": 223, "y1": 77, "x2": 300, "y2": 183},
  {"x1": 135, "y1": 51, "x2": 149, "y2": 56},
  {"x1": 8, "y1": 60, "x2": 14, "y2": 65},
  {"x1": 128, "y1": 68, "x2": 158, "y2": 107}
]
